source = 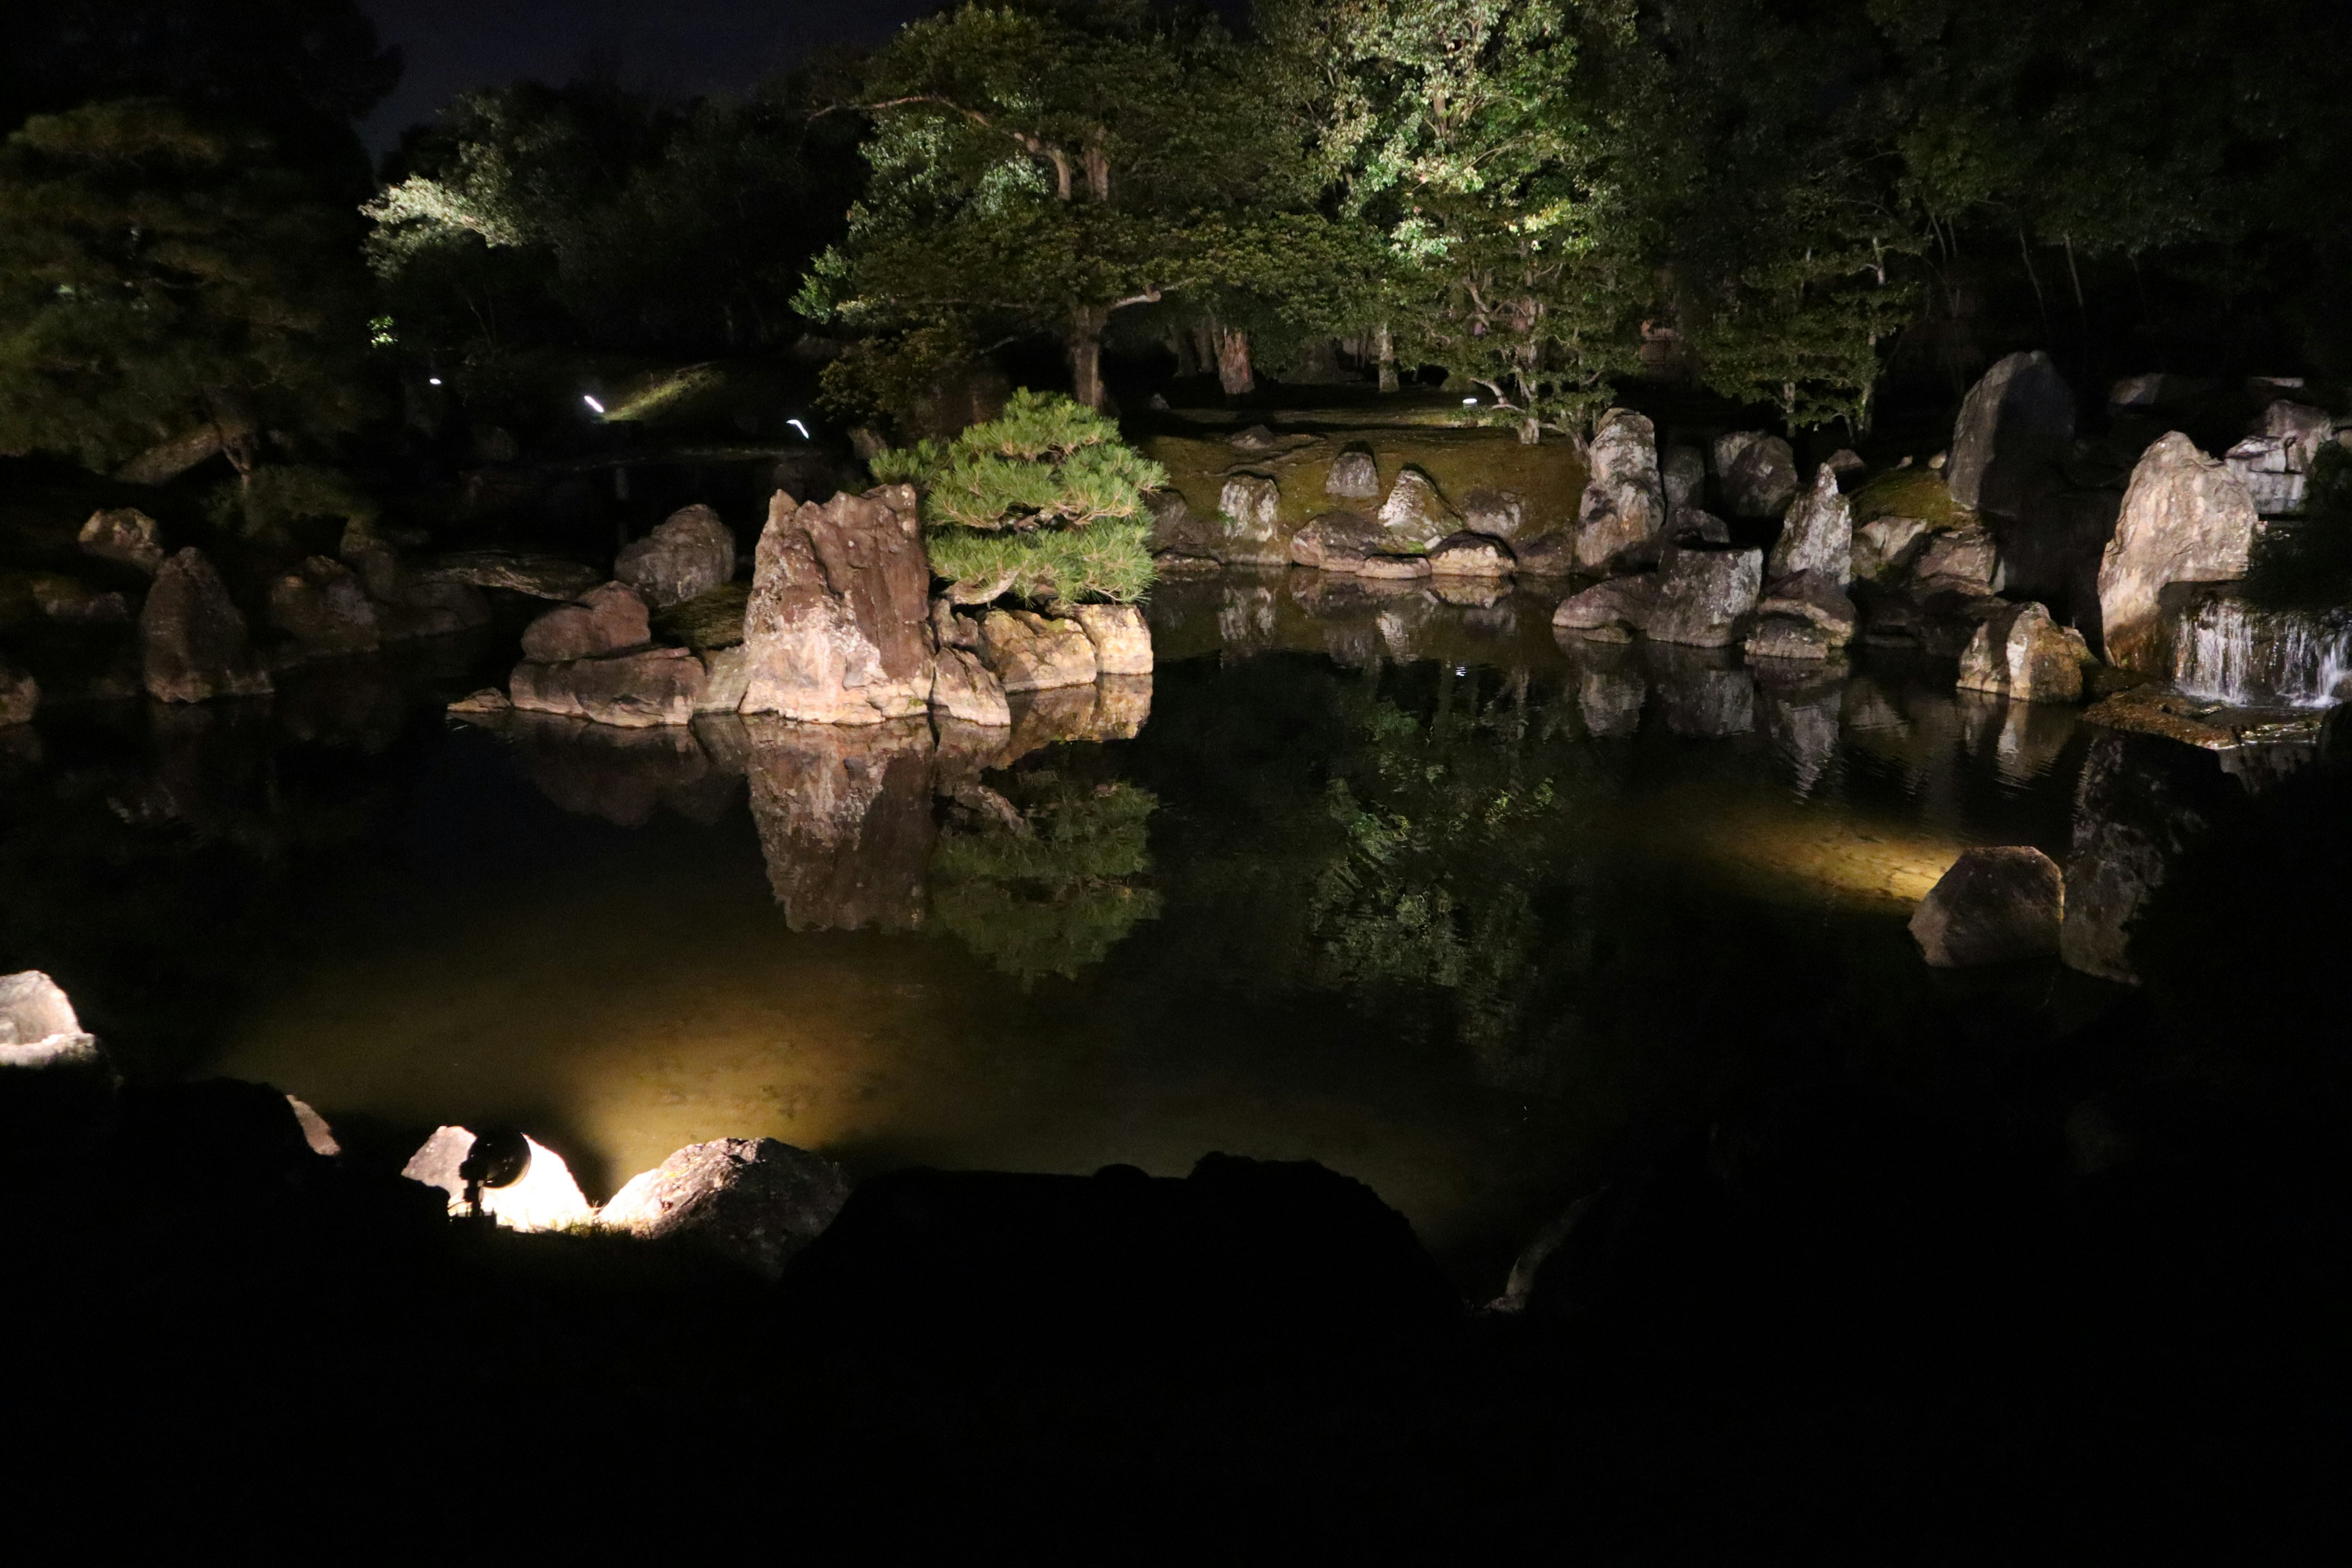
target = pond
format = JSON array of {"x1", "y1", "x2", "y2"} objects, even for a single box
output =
[{"x1": 0, "y1": 572, "x2": 2113, "y2": 1287}]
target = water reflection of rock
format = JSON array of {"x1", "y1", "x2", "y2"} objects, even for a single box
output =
[
  {"x1": 492, "y1": 711, "x2": 743, "y2": 827},
  {"x1": 1555, "y1": 633, "x2": 1646, "y2": 737},
  {"x1": 1648, "y1": 644, "x2": 1756, "y2": 738},
  {"x1": 1755, "y1": 660, "x2": 1844, "y2": 794},
  {"x1": 2060, "y1": 733, "x2": 2230, "y2": 983},
  {"x1": 744, "y1": 716, "x2": 937, "y2": 933}
]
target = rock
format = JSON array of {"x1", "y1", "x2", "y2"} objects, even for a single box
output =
[
  {"x1": 1912, "y1": 522, "x2": 2001, "y2": 592},
  {"x1": 1766, "y1": 465, "x2": 1853, "y2": 586},
  {"x1": 1948, "y1": 350, "x2": 2076, "y2": 517},
  {"x1": 2108, "y1": 372, "x2": 2210, "y2": 409},
  {"x1": 616, "y1": 503, "x2": 736, "y2": 608},
  {"x1": 1909, "y1": 847, "x2": 2065, "y2": 967},
  {"x1": 0, "y1": 660, "x2": 38, "y2": 727},
  {"x1": 1143, "y1": 489, "x2": 1210, "y2": 556},
  {"x1": 1668, "y1": 505, "x2": 1730, "y2": 546},
  {"x1": 1074, "y1": 603, "x2": 1153, "y2": 675},
  {"x1": 2097, "y1": 432, "x2": 2258, "y2": 671},
  {"x1": 931, "y1": 644, "x2": 1011, "y2": 726},
  {"x1": 33, "y1": 579, "x2": 128, "y2": 624},
  {"x1": 1574, "y1": 409, "x2": 1665, "y2": 570},
  {"x1": 0, "y1": 970, "x2": 102, "y2": 1069},
  {"x1": 1826, "y1": 448, "x2": 1866, "y2": 480},
  {"x1": 1956, "y1": 602, "x2": 2089, "y2": 703},
  {"x1": 340, "y1": 527, "x2": 492, "y2": 641},
  {"x1": 1230, "y1": 423, "x2": 1281, "y2": 453},
  {"x1": 1716, "y1": 432, "x2": 1798, "y2": 520},
  {"x1": 2226, "y1": 435, "x2": 2309, "y2": 517},
  {"x1": 744, "y1": 715, "x2": 936, "y2": 931},
  {"x1": 140, "y1": 548, "x2": 273, "y2": 703},
  {"x1": 1552, "y1": 576, "x2": 1657, "y2": 641},
  {"x1": 1324, "y1": 445, "x2": 1380, "y2": 500},
  {"x1": 401, "y1": 1125, "x2": 594, "y2": 1232},
  {"x1": 286, "y1": 1096, "x2": 340, "y2": 1157},
  {"x1": 423, "y1": 550, "x2": 603, "y2": 600},
  {"x1": 1461, "y1": 486, "x2": 1528, "y2": 541},
  {"x1": 1425, "y1": 533, "x2": 1513, "y2": 578},
  {"x1": 1662, "y1": 445, "x2": 1706, "y2": 511},
  {"x1": 1355, "y1": 553, "x2": 1431, "y2": 581},
  {"x1": 1645, "y1": 547, "x2": 1762, "y2": 648},
  {"x1": 1510, "y1": 533, "x2": 1579, "y2": 577},
  {"x1": 979, "y1": 609, "x2": 1098, "y2": 692},
  {"x1": 1217, "y1": 473, "x2": 1284, "y2": 560},
  {"x1": 1853, "y1": 516, "x2": 1936, "y2": 584},
  {"x1": 1376, "y1": 466, "x2": 1458, "y2": 551},
  {"x1": 696, "y1": 644, "x2": 751, "y2": 714},
  {"x1": 740, "y1": 486, "x2": 935, "y2": 723},
  {"x1": 78, "y1": 507, "x2": 165, "y2": 573},
  {"x1": 1742, "y1": 616, "x2": 1845, "y2": 662},
  {"x1": 2254, "y1": 399, "x2": 2336, "y2": 468},
  {"x1": 1289, "y1": 511, "x2": 1382, "y2": 571},
  {"x1": 266, "y1": 556, "x2": 382, "y2": 657},
  {"x1": 519, "y1": 580, "x2": 651, "y2": 663},
  {"x1": 600, "y1": 1137, "x2": 851, "y2": 1280},
  {"x1": 510, "y1": 646, "x2": 707, "y2": 728},
  {"x1": 1755, "y1": 571, "x2": 1857, "y2": 644},
  {"x1": 448, "y1": 687, "x2": 510, "y2": 718}
]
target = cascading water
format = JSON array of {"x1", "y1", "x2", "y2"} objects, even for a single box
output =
[{"x1": 2169, "y1": 590, "x2": 2352, "y2": 707}]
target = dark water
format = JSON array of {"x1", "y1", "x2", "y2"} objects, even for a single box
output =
[{"x1": 0, "y1": 573, "x2": 2112, "y2": 1286}]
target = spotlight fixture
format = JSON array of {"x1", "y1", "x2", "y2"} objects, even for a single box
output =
[
  {"x1": 583, "y1": 394, "x2": 606, "y2": 415},
  {"x1": 786, "y1": 418, "x2": 811, "y2": 439},
  {"x1": 427, "y1": 377, "x2": 442, "y2": 386}
]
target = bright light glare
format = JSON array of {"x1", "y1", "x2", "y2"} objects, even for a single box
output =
[
  {"x1": 583, "y1": 394, "x2": 605, "y2": 415},
  {"x1": 786, "y1": 418, "x2": 810, "y2": 439},
  {"x1": 1461, "y1": 396, "x2": 1478, "y2": 405},
  {"x1": 426, "y1": 377, "x2": 442, "y2": 386}
]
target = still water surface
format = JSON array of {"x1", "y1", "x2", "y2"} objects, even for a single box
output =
[{"x1": 18, "y1": 575, "x2": 2097, "y2": 1282}]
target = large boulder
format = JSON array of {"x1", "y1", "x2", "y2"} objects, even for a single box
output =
[
  {"x1": 1425, "y1": 533, "x2": 1513, "y2": 578},
  {"x1": 1377, "y1": 467, "x2": 1459, "y2": 551},
  {"x1": 510, "y1": 646, "x2": 707, "y2": 727},
  {"x1": 1645, "y1": 546, "x2": 1762, "y2": 648},
  {"x1": 0, "y1": 970, "x2": 101, "y2": 1069},
  {"x1": 78, "y1": 507, "x2": 165, "y2": 573},
  {"x1": 1289, "y1": 511, "x2": 1385, "y2": 571},
  {"x1": 0, "y1": 660, "x2": 37, "y2": 728},
  {"x1": 931, "y1": 644, "x2": 1012, "y2": 726},
  {"x1": 1216, "y1": 473, "x2": 1285, "y2": 562},
  {"x1": 1661, "y1": 445, "x2": 1706, "y2": 511},
  {"x1": 520, "y1": 580, "x2": 651, "y2": 663},
  {"x1": 740, "y1": 486, "x2": 936, "y2": 723},
  {"x1": 140, "y1": 548, "x2": 273, "y2": 703},
  {"x1": 1074, "y1": 603, "x2": 1153, "y2": 675},
  {"x1": 616, "y1": 503, "x2": 736, "y2": 608},
  {"x1": 2097, "y1": 432, "x2": 2258, "y2": 671},
  {"x1": 1325, "y1": 445, "x2": 1380, "y2": 500},
  {"x1": 1956, "y1": 602, "x2": 2089, "y2": 704},
  {"x1": 401, "y1": 1125, "x2": 594, "y2": 1232},
  {"x1": 1853, "y1": 516, "x2": 1936, "y2": 584},
  {"x1": 1947, "y1": 350, "x2": 2076, "y2": 518},
  {"x1": 1552, "y1": 576, "x2": 1657, "y2": 642},
  {"x1": 266, "y1": 556, "x2": 381, "y2": 657},
  {"x1": 1716, "y1": 432, "x2": 1799, "y2": 520},
  {"x1": 1461, "y1": 486, "x2": 1530, "y2": 542},
  {"x1": 1574, "y1": 409, "x2": 1665, "y2": 570},
  {"x1": 1767, "y1": 465, "x2": 1853, "y2": 586},
  {"x1": 600, "y1": 1137, "x2": 851, "y2": 1280},
  {"x1": 978, "y1": 609, "x2": 1098, "y2": 692},
  {"x1": 2220, "y1": 401, "x2": 2335, "y2": 518},
  {"x1": 1908, "y1": 847, "x2": 2065, "y2": 967},
  {"x1": 1755, "y1": 571, "x2": 1857, "y2": 643},
  {"x1": 1912, "y1": 522, "x2": 2001, "y2": 593}
]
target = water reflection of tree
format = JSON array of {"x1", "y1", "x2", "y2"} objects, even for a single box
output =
[{"x1": 930, "y1": 769, "x2": 1163, "y2": 986}]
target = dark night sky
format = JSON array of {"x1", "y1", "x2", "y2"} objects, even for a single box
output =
[{"x1": 358, "y1": 0, "x2": 943, "y2": 151}]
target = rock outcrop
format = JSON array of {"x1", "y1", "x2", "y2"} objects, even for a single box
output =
[
  {"x1": 1715, "y1": 432, "x2": 1798, "y2": 520},
  {"x1": 931, "y1": 645, "x2": 1012, "y2": 726},
  {"x1": 510, "y1": 646, "x2": 708, "y2": 727},
  {"x1": 1289, "y1": 511, "x2": 1386, "y2": 572},
  {"x1": 616, "y1": 503, "x2": 736, "y2": 608},
  {"x1": 1643, "y1": 547, "x2": 1762, "y2": 648},
  {"x1": 521, "y1": 581, "x2": 652, "y2": 662},
  {"x1": 1074, "y1": 603, "x2": 1153, "y2": 675},
  {"x1": 266, "y1": 557, "x2": 382, "y2": 657},
  {"x1": 1909, "y1": 847, "x2": 2064, "y2": 967},
  {"x1": 600, "y1": 1137, "x2": 851, "y2": 1280},
  {"x1": 1947, "y1": 350, "x2": 2075, "y2": 518},
  {"x1": 1744, "y1": 573, "x2": 1858, "y2": 662},
  {"x1": 1956, "y1": 603, "x2": 2090, "y2": 704},
  {"x1": 1767, "y1": 466, "x2": 1853, "y2": 586},
  {"x1": 1574, "y1": 410, "x2": 1665, "y2": 570},
  {"x1": 78, "y1": 508, "x2": 165, "y2": 574},
  {"x1": 141, "y1": 548, "x2": 274, "y2": 703},
  {"x1": 2097, "y1": 432, "x2": 2258, "y2": 671},
  {"x1": 740, "y1": 486, "x2": 936, "y2": 723},
  {"x1": 401, "y1": 1126, "x2": 594, "y2": 1232},
  {"x1": 979, "y1": 609, "x2": 1098, "y2": 691}
]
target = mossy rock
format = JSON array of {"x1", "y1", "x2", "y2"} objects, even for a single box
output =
[
  {"x1": 1851, "y1": 465, "x2": 1977, "y2": 532},
  {"x1": 652, "y1": 581, "x2": 750, "y2": 650}
]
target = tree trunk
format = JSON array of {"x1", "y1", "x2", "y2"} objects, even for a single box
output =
[
  {"x1": 1069, "y1": 304, "x2": 1110, "y2": 410},
  {"x1": 1083, "y1": 145, "x2": 1110, "y2": 203},
  {"x1": 1216, "y1": 325, "x2": 1254, "y2": 398},
  {"x1": 1167, "y1": 329, "x2": 1199, "y2": 378},
  {"x1": 1375, "y1": 322, "x2": 1399, "y2": 393}
]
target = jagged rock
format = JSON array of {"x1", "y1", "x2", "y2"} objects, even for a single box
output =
[
  {"x1": 520, "y1": 581, "x2": 651, "y2": 663},
  {"x1": 1948, "y1": 350, "x2": 2076, "y2": 517},
  {"x1": 422, "y1": 551, "x2": 602, "y2": 600},
  {"x1": 696, "y1": 644, "x2": 751, "y2": 714},
  {"x1": 510, "y1": 646, "x2": 707, "y2": 728},
  {"x1": 1217, "y1": 473, "x2": 1284, "y2": 561},
  {"x1": 78, "y1": 507, "x2": 165, "y2": 573},
  {"x1": 1716, "y1": 432, "x2": 1799, "y2": 520},
  {"x1": 1853, "y1": 516, "x2": 1935, "y2": 584},
  {"x1": 979, "y1": 609, "x2": 1098, "y2": 692},
  {"x1": 1, "y1": 970, "x2": 102, "y2": 1069},
  {"x1": 740, "y1": 486, "x2": 935, "y2": 723},
  {"x1": 617, "y1": 503, "x2": 736, "y2": 608},
  {"x1": 1378, "y1": 467, "x2": 1459, "y2": 551},
  {"x1": 401, "y1": 1126, "x2": 594, "y2": 1232},
  {"x1": 1645, "y1": 547, "x2": 1762, "y2": 648},
  {"x1": 1662, "y1": 445, "x2": 1706, "y2": 511},
  {"x1": 2098, "y1": 432, "x2": 2258, "y2": 671},
  {"x1": 1913, "y1": 522, "x2": 2001, "y2": 592},
  {"x1": 1426, "y1": 533, "x2": 1513, "y2": 578},
  {"x1": 1957, "y1": 602, "x2": 2089, "y2": 703},
  {"x1": 1552, "y1": 576, "x2": 1657, "y2": 642},
  {"x1": 600, "y1": 1137, "x2": 852, "y2": 1280},
  {"x1": 1325, "y1": 445, "x2": 1380, "y2": 500},
  {"x1": 744, "y1": 714, "x2": 935, "y2": 932},
  {"x1": 1909, "y1": 847, "x2": 2065, "y2": 967},
  {"x1": 1574, "y1": 409, "x2": 1665, "y2": 570},
  {"x1": 932, "y1": 644, "x2": 1011, "y2": 725},
  {"x1": 267, "y1": 556, "x2": 381, "y2": 657},
  {"x1": 140, "y1": 548, "x2": 273, "y2": 703},
  {"x1": 1767, "y1": 465, "x2": 1853, "y2": 586},
  {"x1": 287, "y1": 1096, "x2": 340, "y2": 1157},
  {"x1": 0, "y1": 660, "x2": 39, "y2": 727},
  {"x1": 2220, "y1": 401, "x2": 2336, "y2": 518},
  {"x1": 1074, "y1": 603, "x2": 1153, "y2": 675}
]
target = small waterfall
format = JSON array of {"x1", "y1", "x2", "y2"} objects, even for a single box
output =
[{"x1": 2169, "y1": 592, "x2": 2352, "y2": 707}]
